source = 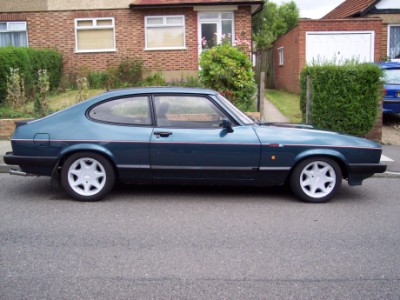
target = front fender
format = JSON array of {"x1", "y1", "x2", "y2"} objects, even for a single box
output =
[{"x1": 293, "y1": 148, "x2": 349, "y2": 175}]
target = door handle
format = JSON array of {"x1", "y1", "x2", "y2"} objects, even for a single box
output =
[{"x1": 154, "y1": 131, "x2": 173, "y2": 138}]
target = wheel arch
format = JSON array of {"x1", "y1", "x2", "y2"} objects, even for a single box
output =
[
  {"x1": 289, "y1": 149, "x2": 349, "y2": 180},
  {"x1": 53, "y1": 144, "x2": 118, "y2": 178}
]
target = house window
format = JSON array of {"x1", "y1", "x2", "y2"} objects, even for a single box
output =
[
  {"x1": 0, "y1": 22, "x2": 28, "y2": 47},
  {"x1": 145, "y1": 16, "x2": 185, "y2": 50},
  {"x1": 278, "y1": 47, "x2": 284, "y2": 65},
  {"x1": 388, "y1": 25, "x2": 400, "y2": 60},
  {"x1": 75, "y1": 18, "x2": 115, "y2": 52},
  {"x1": 198, "y1": 12, "x2": 234, "y2": 50}
]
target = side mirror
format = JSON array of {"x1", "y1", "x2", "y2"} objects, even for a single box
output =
[{"x1": 221, "y1": 119, "x2": 234, "y2": 133}]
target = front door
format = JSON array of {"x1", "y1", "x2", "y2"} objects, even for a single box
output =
[{"x1": 150, "y1": 94, "x2": 260, "y2": 181}]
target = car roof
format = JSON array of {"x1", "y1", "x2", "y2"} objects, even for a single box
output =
[
  {"x1": 377, "y1": 62, "x2": 400, "y2": 70},
  {"x1": 101, "y1": 86, "x2": 218, "y2": 98}
]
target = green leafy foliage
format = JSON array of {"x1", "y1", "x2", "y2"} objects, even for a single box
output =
[
  {"x1": 117, "y1": 57, "x2": 143, "y2": 87},
  {"x1": 6, "y1": 68, "x2": 26, "y2": 110},
  {"x1": 252, "y1": 0, "x2": 299, "y2": 51},
  {"x1": 33, "y1": 69, "x2": 50, "y2": 117},
  {"x1": 0, "y1": 47, "x2": 62, "y2": 104},
  {"x1": 300, "y1": 64, "x2": 383, "y2": 136},
  {"x1": 199, "y1": 43, "x2": 256, "y2": 111}
]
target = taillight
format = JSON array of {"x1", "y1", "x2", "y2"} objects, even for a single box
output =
[{"x1": 383, "y1": 88, "x2": 387, "y2": 95}]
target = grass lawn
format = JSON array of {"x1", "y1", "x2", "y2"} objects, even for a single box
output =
[
  {"x1": 266, "y1": 89, "x2": 302, "y2": 123},
  {"x1": 0, "y1": 89, "x2": 105, "y2": 118},
  {"x1": 41, "y1": 89, "x2": 105, "y2": 111}
]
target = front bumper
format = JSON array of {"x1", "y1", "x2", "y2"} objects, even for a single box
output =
[
  {"x1": 347, "y1": 163, "x2": 387, "y2": 186},
  {"x1": 348, "y1": 163, "x2": 387, "y2": 174}
]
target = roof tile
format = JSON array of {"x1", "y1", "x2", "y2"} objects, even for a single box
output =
[
  {"x1": 323, "y1": 0, "x2": 378, "y2": 19},
  {"x1": 131, "y1": 0, "x2": 262, "y2": 6}
]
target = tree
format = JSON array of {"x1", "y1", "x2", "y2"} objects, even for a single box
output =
[{"x1": 252, "y1": 0, "x2": 299, "y2": 51}]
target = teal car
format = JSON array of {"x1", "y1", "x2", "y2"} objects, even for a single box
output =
[{"x1": 4, "y1": 87, "x2": 386, "y2": 203}]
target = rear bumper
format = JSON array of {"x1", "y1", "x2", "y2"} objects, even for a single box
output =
[
  {"x1": 4, "y1": 152, "x2": 57, "y2": 176},
  {"x1": 383, "y1": 100, "x2": 400, "y2": 113}
]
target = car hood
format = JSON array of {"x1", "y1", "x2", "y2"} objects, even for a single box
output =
[{"x1": 253, "y1": 123, "x2": 381, "y2": 149}]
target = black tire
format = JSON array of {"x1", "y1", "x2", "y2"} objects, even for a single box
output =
[
  {"x1": 290, "y1": 157, "x2": 342, "y2": 203},
  {"x1": 61, "y1": 152, "x2": 115, "y2": 201}
]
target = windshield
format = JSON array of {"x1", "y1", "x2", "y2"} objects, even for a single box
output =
[
  {"x1": 384, "y1": 69, "x2": 400, "y2": 84},
  {"x1": 216, "y1": 94, "x2": 255, "y2": 125}
]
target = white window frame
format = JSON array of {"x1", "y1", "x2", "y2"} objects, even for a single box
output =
[
  {"x1": 197, "y1": 12, "x2": 235, "y2": 54},
  {"x1": 0, "y1": 21, "x2": 29, "y2": 47},
  {"x1": 145, "y1": 15, "x2": 186, "y2": 50},
  {"x1": 278, "y1": 47, "x2": 284, "y2": 66},
  {"x1": 388, "y1": 24, "x2": 400, "y2": 62},
  {"x1": 74, "y1": 17, "x2": 116, "y2": 53}
]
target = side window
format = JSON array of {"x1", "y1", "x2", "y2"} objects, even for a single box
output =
[
  {"x1": 154, "y1": 95, "x2": 226, "y2": 128},
  {"x1": 88, "y1": 96, "x2": 151, "y2": 125},
  {"x1": 75, "y1": 18, "x2": 115, "y2": 52},
  {"x1": 0, "y1": 22, "x2": 28, "y2": 47}
]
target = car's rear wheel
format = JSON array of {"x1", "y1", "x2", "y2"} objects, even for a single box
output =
[
  {"x1": 61, "y1": 152, "x2": 115, "y2": 201},
  {"x1": 290, "y1": 157, "x2": 342, "y2": 203}
]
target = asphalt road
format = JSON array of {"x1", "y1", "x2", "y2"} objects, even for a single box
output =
[{"x1": 1, "y1": 174, "x2": 400, "y2": 299}]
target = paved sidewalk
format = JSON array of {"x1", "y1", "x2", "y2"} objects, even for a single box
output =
[
  {"x1": 0, "y1": 99, "x2": 399, "y2": 175},
  {"x1": 263, "y1": 97, "x2": 290, "y2": 123}
]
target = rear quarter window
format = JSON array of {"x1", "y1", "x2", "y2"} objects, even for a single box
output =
[{"x1": 88, "y1": 96, "x2": 152, "y2": 125}]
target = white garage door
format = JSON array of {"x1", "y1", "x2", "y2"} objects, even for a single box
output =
[{"x1": 306, "y1": 31, "x2": 374, "y2": 65}]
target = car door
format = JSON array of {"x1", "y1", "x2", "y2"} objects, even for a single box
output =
[{"x1": 150, "y1": 94, "x2": 261, "y2": 180}]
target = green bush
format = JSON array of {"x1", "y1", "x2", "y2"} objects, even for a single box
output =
[
  {"x1": 300, "y1": 63, "x2": 383, "y2": 136},
  {"x1": 117, "y1": 57, "x2": 143, "y2": 87},
  {"x1": 141, "y1": 72, "x2": 166, "y2": 86},
  {"x1": 199, "y1": 43, "x2": 256, "y2": 111},
  {"x1": 0, "y1": 47, "x2": 62, "y2": 104}
]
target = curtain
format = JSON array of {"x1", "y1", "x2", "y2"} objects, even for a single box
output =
[
  {"x1": 0, "y1": 32, "x2": 27, "y2": 47},
  {"x1": 390, "y1": 26, "x2": 400, "y2": 59}
]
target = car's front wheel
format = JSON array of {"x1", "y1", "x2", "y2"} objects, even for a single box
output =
[
  {"x1": 61, "y1": 152, "x2": 115, "y2": 201},
  {"x1": 290, "y1": 157, "x2": 342, "y2": 203}
]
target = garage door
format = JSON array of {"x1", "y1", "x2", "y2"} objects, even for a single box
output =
[{"x1": 306, "y1": 31, "x2": 374, "y2": 65}]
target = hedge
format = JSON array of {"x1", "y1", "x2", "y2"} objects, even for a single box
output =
[
  {"x1": 0, "y1": 47, "x2": 62, "y2": 104},
  {"x1": 300, "y1": 64, "x2": 383, "y2": 136}
]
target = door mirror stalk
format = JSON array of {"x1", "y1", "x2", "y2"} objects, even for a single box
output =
[{"x1": 221, "y1": 119, "x2": 234, "y2": 133}]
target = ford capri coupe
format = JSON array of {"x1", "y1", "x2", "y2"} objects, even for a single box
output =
[{"x1": 5, "y1": 87, "x2": 386, "y2": 203}]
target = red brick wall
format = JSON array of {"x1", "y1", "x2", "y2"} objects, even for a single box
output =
[
  {"x1": 273, "y1": 18, "x2": 383, "y2": 93},
  {"x1": 0, "y1": 6, "x2": 252, "y2": 76},
  {"x1": 272, "y1": 26, "x2": 300, "y2": 93}
]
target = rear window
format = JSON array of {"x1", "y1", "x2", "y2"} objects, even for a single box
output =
[
  {"x1": 384, "y1": 69, "x2": 400, "y2": 85},
  {"x1": 88, "y1": 96, "x2": 152, "y2": 125}
]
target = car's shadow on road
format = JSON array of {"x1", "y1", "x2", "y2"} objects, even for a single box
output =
[{"x1": 9, "y1": 176, "x2": 368, "y2": 205}]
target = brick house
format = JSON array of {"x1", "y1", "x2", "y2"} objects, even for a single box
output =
[
  {"x1": 0, "y1": 0, "x2": 263, "y2": 80},
  {"x1": 272, "y1": 0, "x2": 400, "y2": 93}
]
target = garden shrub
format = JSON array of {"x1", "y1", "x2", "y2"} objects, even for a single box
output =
[
  {"x1": 141, "y1": 72, "x2": 166, "y2": 86},
  {"x1": 34, "y1": 69, "x2": 50, "y2": 117},
  {"x1": 300, "y1": 63, "x2": 383, "y2": 136},
  {"x1": 6, "y1": 68, "x2": 26, "y2": 110},
  {"x1": 0, "y1": 47, "x2": 62, "y2": 104},
  {"x1": 199, "y1": 43, "x2": 256, "y2": 111},
  {"x1": 117, "y1": 57, "x2": 143, "y2": 87}
]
